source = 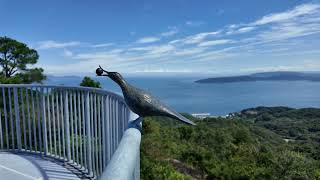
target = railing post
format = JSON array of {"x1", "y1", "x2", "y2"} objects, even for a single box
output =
[
  {"x1": 41, "y1": 88, "x2": 48, "y2": 155},
  {"x1": 85, "y1": 91, "x2": 92, "y2": 176},
  {"x1": 13, "y1": 88, "x2": 22, "y2": 151},
  {"x1": 64, "y1": 90, "x2": 71, "y2": 161}
]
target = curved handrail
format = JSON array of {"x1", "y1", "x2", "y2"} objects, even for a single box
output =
[
  {"x1": 0, "y1": 84, "x2": 125, "y2": 103},
  {"x1": 100, "y1": 114, "x2": 141, "y2": 180},
  {"x1": 0, "y1": 84, "x2": 140, "y2": 179}
]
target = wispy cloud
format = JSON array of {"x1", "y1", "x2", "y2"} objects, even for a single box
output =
[
  {"x1": 185, "y1": 20, "x2": 206, "y2": 27},
  {"x1": 227, "y1": 26, "x2": 256, "y2": 35},
  {"x1": 171, "y1": 31, "x2": 221, "y2": 45},
  {"x1": 37, "y1": 40, "x2": 81, "y2": 50},
  {"x1": 198, "y1": 39, "x2": 235, "y2": 47},
  {"x1": 91, "y1": 43, "x2": 114, "y2": 48},
  {"x1": 252, "y1": 3, "x2": 320, "y2": 25},
  {"x1": 160, "y1": 27, "x2": 179, "y2": 37},
  {"x1": 62, "y1": 49, "x2": 73, "y2": 57},
  {"x1": 136, "y1": 36, "x2": 160, "y2": 43}
]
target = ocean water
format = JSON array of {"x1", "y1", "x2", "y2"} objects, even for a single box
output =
[{"x1": 45, "y1": 75, "x2": 320, "y2": 116}]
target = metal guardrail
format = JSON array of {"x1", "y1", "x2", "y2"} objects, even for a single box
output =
[{"x1": 0, "y1": 84, "x2": 140, "y2": 179}]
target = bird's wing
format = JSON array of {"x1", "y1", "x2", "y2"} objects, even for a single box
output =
[{"x1": 137, "y1": 89, "x2": 196, "y2": 125}]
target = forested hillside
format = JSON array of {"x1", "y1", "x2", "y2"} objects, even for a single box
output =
[{"x1": 141, "y1": 107, "x2": 320, "y2": 179}]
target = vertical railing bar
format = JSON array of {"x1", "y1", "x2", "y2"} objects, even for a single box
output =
[
  {"x1": 93, "y1": 93, "x2": 97, "y2": 176},
  {"x1": 121, "y1": 103, "x2": 124, "y2": 139},
  {"x1": 98, "y1": 95, "x2": 103, "y2": 174},
  {"x1": 95, "y1": 94, "x2": 99, "y2": 176},
  {"x1": 85, "y1": 91, "x2": 92, "y2": 176},
  {"x1": 20, "y1": 88, "x2": 27, "y2": 150},
  {"x1": 121, "y1": 104, "x2": 124, "y2": 137},
  {"x1": 31, "y1": 87, "x2": 37, "y2": 152},
  {"x1": 109, "y1": 98, "x2": 112, "y2": 155},
  {"x1": 110, "y1": 98, "x2": 114, "y2": 155},
  {"x1": 60, "y1": 89, "x2": 66, "y2": 158},
  {"x1": 119, "y1": 104, "x2": 122, "y2": 140},
  {"x1": 77, "y1": 90, "x2": 83, "y2": 168},
  {"x1": 119, "y1": 103, "x2": 123, "y2": 140},
  {"x1": 56, "y1": 91, "x2": 61, "y2": 158},
  {"x1": 70, "y1": 91, "x2": 75, "y2": 163},
  {"x1": 26, "y1": 88, "x2": 32, "y2": 151},
  {"x1": 51, "y1": 89, "x2": 57, "y2": 156},
  {"x1": 36, "y1": 88, "x2": 43, "y2": 153},
  {"x1": 116, "y1": 102, "x2": 119, "y2": 145},
  {"x1": 90, "y1": 93, "x2": 95, "y2": 176},
  {"x1": 64, "y1": 90, "x2": 71, "y2": 161},
  {"x1": 47, "y1": 88, "x2": 52, "y2": 155},
  {"x1": 2, "y1": 87, "x2": 9, "y2": 149},
  {"x1": 8, "y1": 88, "x2": 15, "y2": 149},
  {"x1": 69, "y1": 91, "x2": 76, "y2": 163},
  {"x1": 82, "y1": 91, "x2": 87, "y2": 170},
  {"x1": 105, "y1": 95, "x2": 111, "y2": 164},
  {"x1": 113, "y1": 98, "x2": 116, "y2": 153},
  {"x1": 13, "y1": 87, "x2": 21, "y2": 151},
  {"x1": 41, "y1": 87, "x2": 48, "y2": 155},
  {"x1": 123, "y1": 104, "x2": 126, "y2": 134},
  {"x1": 0, "y1": 111, "x2": 3, "y2": 149},
  {"x1": 101, "y1": 95, "x2": 106, "y2": 169},
  {"x1": 73, "y1": 91, "x2": 79, "y2": 165}
]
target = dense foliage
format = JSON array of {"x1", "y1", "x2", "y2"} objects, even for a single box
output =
[
  {"x1": 0, "y1": 36, "x2": 45, "y2": 84},
  {"x1": 80, "y1": 76, "x2": 101, "y2": 88},
  {"x1": 141, "y1": 107, "x2": 320, "y2": 179}
]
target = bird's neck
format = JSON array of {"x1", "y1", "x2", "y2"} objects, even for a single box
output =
[{"x1": 113, "y1": 77, "x2": 129, "y2": 93}]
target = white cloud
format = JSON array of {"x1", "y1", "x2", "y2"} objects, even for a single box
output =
[
  {"x1": 161, "y1": 28, "x2": 178, "y2": 37},
  {"x1": 257, "y1": 22, "x2": 320, "y2": 42},
  {"x1": 92, "y1": 43, "x2": 113, "y2": 48},
  {"x1": 226, "y1": 26, "x2": 256, "y2": 35},
  {"x1": 252, "y1": 3, "x2": 320, "y2": 25},
  {"x1": 136, "y1": 36, "x2": 160, "y2": 43},
  {"x1": 63, "y1": 49, "x2": 73, "y2": 57},
  {"x1": 237, "y1": 26, "x2": 256, "y2": 33},
  {"x1": 185, "y1": 21, "x2": 205, "y2": 27},
  {"x1": 37, "y1": 40, "x2": 81, "y2": 50},
  {"x1": 198, "y1": 39, "x2": 235, "y2": 47},
  {"x1": 130, "y1": 44, "x2": 175, "y2": 57},
  {"x1": 171, "y1": 31, "x2": 221, "y2": 45},
  {"x1": 173, "y1": 47, "x2": 207, "y2": 56}
]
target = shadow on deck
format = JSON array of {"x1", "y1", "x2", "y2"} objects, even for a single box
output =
[{"x1": 0, "y1": 151, "x2": 89, "y2": 180}]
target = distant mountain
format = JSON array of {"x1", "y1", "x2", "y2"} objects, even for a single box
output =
[{"x1": 195, "y1": 71, "x2": 320, "y2": 83}]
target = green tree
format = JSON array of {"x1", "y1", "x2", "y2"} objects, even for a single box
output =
[
  {"x1": 80, "y1": 76, "x2": 101, "y2": 88},
  {"x1": 0, "y1": 36, "x2": 45, "y2": 83}
]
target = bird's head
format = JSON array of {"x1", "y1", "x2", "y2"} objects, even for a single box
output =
[{"x1": 96, "y1": 66, "x2": 123, "y2": 83}]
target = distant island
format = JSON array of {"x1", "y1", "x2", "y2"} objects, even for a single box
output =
[{"x1": 195, "y1": 71, "x2": 320, "y2": 83}]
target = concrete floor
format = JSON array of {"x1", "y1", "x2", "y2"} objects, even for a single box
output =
[{"x1": 0, "y1": 152, "x2": 81, "y2": 180}]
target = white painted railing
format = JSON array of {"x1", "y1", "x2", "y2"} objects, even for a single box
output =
[{"x1": 0, "y1": 84, "x2": 140, "y2": 179}]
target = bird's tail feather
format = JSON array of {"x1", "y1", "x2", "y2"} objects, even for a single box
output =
[{"x1": 171, "y1": 112, "x2": 196, "y2": 126}]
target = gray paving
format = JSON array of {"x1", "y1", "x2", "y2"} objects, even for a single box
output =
[{"x1": 0, "y1": 152, "x2": 80, "y2": 180}]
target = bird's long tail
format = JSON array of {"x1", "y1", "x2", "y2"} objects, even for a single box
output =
[{"x1": 170, "y1": 112, "x2": 196, "y2": 126}]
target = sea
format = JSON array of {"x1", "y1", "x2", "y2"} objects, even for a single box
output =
[{"x1": 45, "y1": 75, "x2": 320, "y2": 116}]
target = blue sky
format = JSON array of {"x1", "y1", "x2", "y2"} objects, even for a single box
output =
[{"x1": 1, "y1": 0, "x2": 320, "y2": 76}]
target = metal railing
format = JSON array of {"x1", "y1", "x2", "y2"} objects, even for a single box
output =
[{"x1": 0, "y1": 84, "x2": 140, "y2": 179}]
